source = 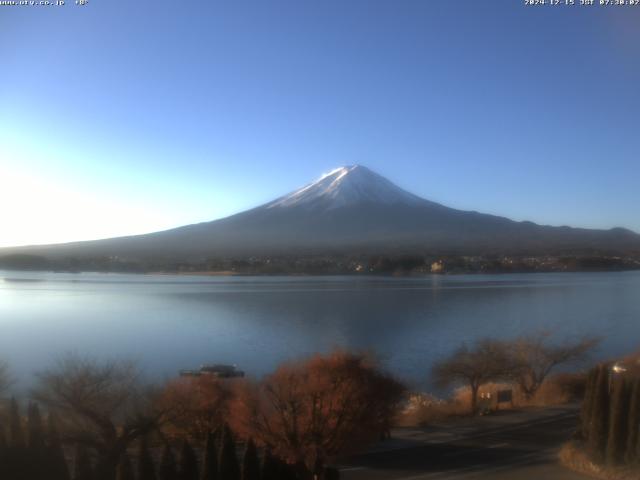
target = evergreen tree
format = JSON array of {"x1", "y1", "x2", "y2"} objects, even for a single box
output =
[
  {"x1": 73, "y1": 445, "x2": 94, "y2": 480},
  {"x1": 138, "y1": 437, "x2": 157, "y2": 480},
  {"x1": 606, "y1": 378, "x2": 630, "y2": 465},
  {"x1": 241, "y1": 438, "x2": 260, "y2": 480},
  {"x1": 218, "y1": 424, "x2": 239, "y2": 480},
  {"x1": 158, "y1": 443, "x2": 178, "y2": 480},
  {"x1": 324, "y1": 467, "x2": 340, "y2": 480},
  {"x1": 9, "y1": 398, "x2": 24, "y2": 448},
  {"x1": 588, "y1": 364, "x2": 610, "y2": 463},
  {"x1": 28, "y1": 403, "x2": 46, "y2": 451},
  {"x1": 580, "y1": 368, "x2": 597, "y2": 441},
  {"x1": 636, "y1": 417, "x2": 640, "y2": 467},
  {"x1": 47, "y1": 414, "x2": 70, "y2": 479},
  {"x1": 200, "y1": 432, "x2": 218, "y2": 480},
  {"x1": 0, "y1": 426, "x2": 7, "y2": 480},
  {"x1": 179, "y1": 439, "x2": 199, "y2": 480},
  {"x1": 625, "y1": 379, "x2": 640, "y2": 465},
  {"x1": 275, "y1": 456, "x2": 295, "y2": 480},
  {"x1": 259, "y1": 449, "x2": 279, "y2": 480},
  {"x1": 27, "y1": 403, "x2": 48, "y2": 480},
  {"x1": 116, "y1": 454, "x2": 135, "y2": 480},
  {"x1": 6, "y1": 398, "x2": 29, "y2": 480},
  {"x1": 47, "y1": 413, "x2": 71, "y2": 480}
]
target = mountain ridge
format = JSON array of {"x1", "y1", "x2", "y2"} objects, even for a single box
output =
[{"x1": 2, "y1": 165, "x2": 639, "y2": 263}]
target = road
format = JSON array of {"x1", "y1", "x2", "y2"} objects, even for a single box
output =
[{"x1": 338, "y1": 406, "x2": 590, "y2": 480}]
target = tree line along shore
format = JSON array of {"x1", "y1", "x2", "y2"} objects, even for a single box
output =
[{"x1": 1, "y1": 252, "x2": 639, "y2": 275}]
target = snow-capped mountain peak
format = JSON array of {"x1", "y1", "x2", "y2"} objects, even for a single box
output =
[{"x1": 266, "y1": 165, "x2": 424, "y2": 210}]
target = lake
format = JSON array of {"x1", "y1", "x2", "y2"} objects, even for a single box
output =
[{"x1": 1, "y1": 270, "x2": 639, "y2": 392}]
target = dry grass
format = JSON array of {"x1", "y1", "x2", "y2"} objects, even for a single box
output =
[
  {"x1": 454, "y1": 374, "x2": 585, "y2": 410},
  {"x1": 559, "y1": 442, "x2": 640, "y2": 480},
  {"x1": 536, "y1": 373, "x2": 587, "y2": 405},
  {"x1": 397, "y1": 373, "x2": 585, "y2": 427},
  {"x1": 396, "y1": 393, "x2": 468, "y2": 427}
]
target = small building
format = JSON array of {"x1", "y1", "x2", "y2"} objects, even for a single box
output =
[{"x1": 430, "y1": 260, "x2": 445, "y2": 273}]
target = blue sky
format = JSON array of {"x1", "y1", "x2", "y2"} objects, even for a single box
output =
[{"x1": 1, "y1": 0, "x2": 639, "y2": 247}]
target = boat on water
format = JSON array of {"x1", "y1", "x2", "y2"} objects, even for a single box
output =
[{"x1": 180, "y1": 364, "x2": 245, "y2": 379}]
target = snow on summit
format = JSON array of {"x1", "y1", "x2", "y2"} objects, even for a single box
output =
[{"x1": 266, "y1": 165, "x2": 424, "y2": 210}]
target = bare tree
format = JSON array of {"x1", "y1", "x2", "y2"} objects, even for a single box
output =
[
  {"x1": 231, "y1": 351, "x2": 405, "y2": 478},
  {"x1": 432, "y1": 339, "x2": 513, "y2": 412},
  {"x1": 508, "y1": 332, "x2": 599, "y2": 400},
  {"x1": 32, "y1": 354, "x2": 167, "y2": 480}
]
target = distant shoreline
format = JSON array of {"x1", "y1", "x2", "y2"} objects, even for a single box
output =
[
  {"x1": 1, "y1": 252, "x2": 639, "y2": 277},
  {"x1": 2, "y1": 266, "x2": 640, "y2": 278},
  {"x1": 146, "y1": 270, "x2": 240, "y2": 276}
]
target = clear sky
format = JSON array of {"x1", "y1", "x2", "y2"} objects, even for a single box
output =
[{"x1": 2, "y1": 0, "x2": 639, "y2": 247}]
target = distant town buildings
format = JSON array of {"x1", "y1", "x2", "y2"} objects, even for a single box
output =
[{"x1": 431, "y1": 261, "x2": 444, "y2": 273}]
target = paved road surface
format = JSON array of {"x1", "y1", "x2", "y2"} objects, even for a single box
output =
[{"x1": 338, "y1": 406, "x2": 589, "y2": 480}]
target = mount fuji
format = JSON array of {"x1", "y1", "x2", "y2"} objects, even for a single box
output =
[
  {"x1": 3, "y1": 165, "x2": 640, "y2": 262},
  {"x1": 265, "y1": 165, "x2": 425, "y2": 210}
]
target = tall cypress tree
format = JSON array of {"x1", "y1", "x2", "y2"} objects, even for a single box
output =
[
  {"x1": 218, "y1": 425, "x2": 239, "y2": 480},
  {"x1": 241, "y1": 438, "x2": 260, "y2": 480},
  {"x1": 179, "y1": 439, "x2": 199, "y2": 480},
  {"x1": 580, "y1": 368, "x2": 598, "y2": 441},
  {"x1": 116, "y1": 454, "x2": 135, "y2": 480},
  {"x1": 324, "y1": 466, "x2": 340, "y2": 480},
  {"x1": 158, "y1": 443, "x2": 178, "y2": 480},
  {"x1": 27, "y1": 403, "x2": 48, "y2": 480},
  {"x1": 138, "y1": 437, "x2": 157, "y2": 480},
  {"x1": 625, "y1": 379, "x2": 640, "y2": 465},
  {"x1": 0, "y1": 426, "x2": 7, "y2": 480},
  {"x1": 606, "y1": 378, "x2": 630, "y2": 465},
  {"x1": 200, "y1": 432, "x2": 218, "y2": 480},
  {"x1": 588, "y1": 364, "x2": 610, "y2": 463},
  {"x1": 274, "y1": 456, "x2": 295, "y2": 480},
  {"x1": 636, "y1": 416, "x2": 640, "y2": 466},
  {"x1": 28, "y1": 403, "x2": 46, "y2": 451},
  {"x1": 9, "y1": 398, "x2": 25, "y2": 448},
  {"x1": 73, "y1": 445, "x2": 94, "y2": 480},
  {"x1": 259, "y1": 448, "x2": 278, "y2": 480},
  {"x1": 7, "y1": 398, "x2": 28, "y2": 480},
  {"x1": 47, "y1": 413, "x2": 71, "y2": 480}
]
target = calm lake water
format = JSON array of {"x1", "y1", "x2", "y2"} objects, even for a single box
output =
[{"x1": 1, "y1": 270, "x2": 639, "y2": 392}]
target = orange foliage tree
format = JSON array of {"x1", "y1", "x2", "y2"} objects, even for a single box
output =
[
  {"x1": 230, "y1": 351, "x2": 405, "y2": 477},
  {"x1": 159, "y1": 375, "x2": 233, "y2": 441}
]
